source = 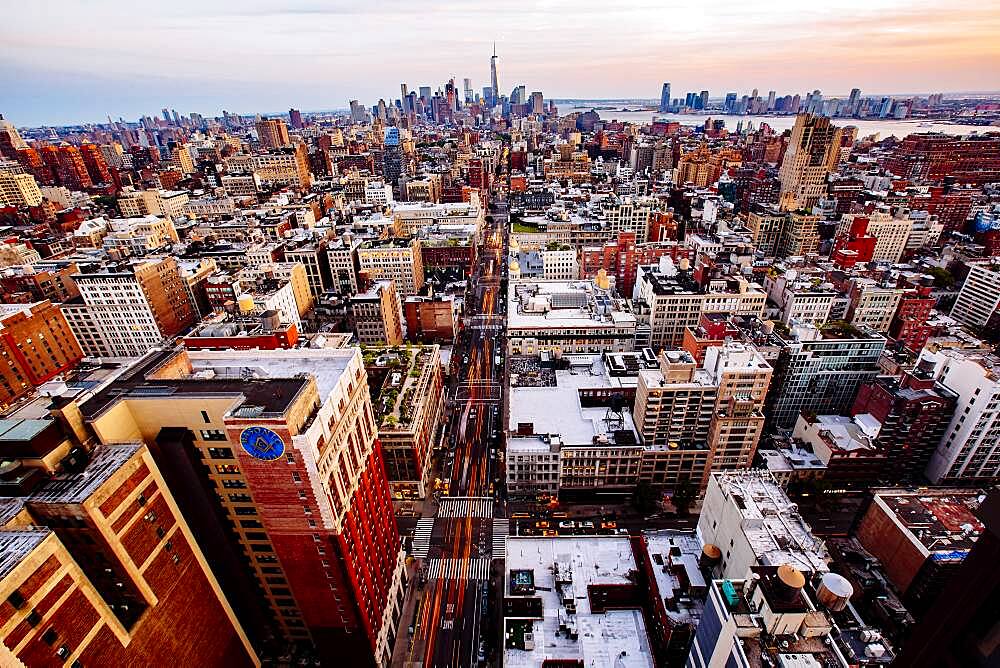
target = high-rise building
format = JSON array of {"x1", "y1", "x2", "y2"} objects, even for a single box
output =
[
  {"x1": 0, "y1": 300, "x2": 83, "y2": 409},
  {"x1": 530, "y1": 91, "x2": 544, "y2": 115},
  {"x1": 349, "y1": 100, "x2": 369, "y2": 124},
  {"x1": 60, "y1": 257, "x2": 196, "y2": 358},
  {"x1": 253, "y1": 144, "x2": 312, "y2": 190},
  {"x1": 463, "y1": 77, "x2": 473, "y2": 104},
  {"x1": 254, "y1": 118, "x2": 291, "y2": 149},
  {"x1": 778, "y1": 113, "x2": 842, "y2": 211},
  {"x1": 0, "y1": 441, "x2": 258, "y2": 666},
  {"x1": 0, "y1": 169, "x2": 42, "y2": 207},
  {"x1": 356, "y1": 238, "x2": 425, "y2": 296},
  {"x1": 764, "y1": 320, "x2": 886, "y2": 431},
  {"x1": 79, "y1": 142, "x2": 112, "y2": 184},
  {"x1": 382, "y1": 127, "x2": 404, "y2": 186},
  {"x1": 0, "y1": 114, "x2": 29, "y2": 159},
  {"x1": 659, "y1": 82, "x2": 671, "y2": 113},
  {"x1": 950, "y1": 262, "x2": 1000, "y2": 331},
  {"x1": 40, "y1": 144, "x2": 93, "y2": 191},
  {"x1": 921, "y1": 348, "x2": 1000, "y2": 483},
  {"x1": 699, "y1": 90, "x2": 709, "y2": 110},
  {"x1": 289, "y1": 108, "x2": 304, "y2": 129},
  {"x1": 349, "y1": 280, "x2": 404, "y2": 346},
  {"x1": 634, "y1": 343, "x2": 772, "y2": 490},
  {"x1": 490, "y1": 43, "x2": 499, "y2": 106},
  {"x1": 78, "y1": 348, "x2": 406, "y2": 665},
  {"x1": 895, "y1": 487, "x2": 1000, "y2": 667}
]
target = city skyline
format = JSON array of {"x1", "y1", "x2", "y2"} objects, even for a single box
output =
[{"x1": 4, "y1": 0, "x2": 1000, "y2": 125}]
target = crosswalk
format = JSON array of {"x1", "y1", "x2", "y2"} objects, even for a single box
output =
[
  {"x1": 438, "y1": 497, "x2": 494, "y2": 518},
  {"x1": 411, "y1": 517, "x2": 434, "y2": 558},
  {"x1": 425, "y1": 558, "x2": 492, "y2": 581},
  {"x1": 492, "y1": 519, "x2": 509, "y2": 559}
]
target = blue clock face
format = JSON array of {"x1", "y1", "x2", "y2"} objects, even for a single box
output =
[{"x1": 240, "y1": 426, "x2": 285, "y2": 461}]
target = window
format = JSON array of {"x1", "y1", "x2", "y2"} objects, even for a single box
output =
[
  {"x1": 208, "y1": 447, "x2": 234, "y2": 459},
  {"x1": 201, "y1": 430, "x2": 227, "y2": 442},
  {"x1": 42, "y1": 628, "x2": 58, "y2": 645},
  {"x1": 201, "y1": 410, "x2": 211, "y2": 424}
]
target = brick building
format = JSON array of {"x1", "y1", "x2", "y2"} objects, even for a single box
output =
[
  {"x1": 0, "y1": 441, "x2": 257, "y2": 666},
  {"x1": 0, "y1": 301, "x2": 83, "y2": 409}
]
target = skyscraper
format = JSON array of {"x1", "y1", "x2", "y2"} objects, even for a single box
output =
[
  {"x1": 383, "y1": 126, "x2": 404, "y2": 186},
  {"x1": 777, "y1": 113, "x2": 843, "y2": 210},
  {"x1": 289, "y1": 108, "x2": 304, "y2": 129},
  {"x1": 78, "y1": 348, "x2": 406, "y2": 665},
  {"x1": 530, "y1": 91, "x2": 544, "y2": 114},
  {"x1": 490, "y1": 43, "x2": 499, "y2": 106},
  {"x1": 255, "y1": 118, "x2": 290, "y2": 149},
  {"x1": 659, "y1": 82, "x2": 671, "y2": 113},
  {"x1": 463, "y1": 77, "x2": 473, "y2": 104}
]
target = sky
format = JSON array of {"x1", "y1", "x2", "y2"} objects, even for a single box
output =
[{"x1": 3, "y1": 0, "x2": 1000, "y2": 126}]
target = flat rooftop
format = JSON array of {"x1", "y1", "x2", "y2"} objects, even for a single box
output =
[
  {"x1": 78, "y1": 351, "x2": 308, "y2": 419},
  {"x1": 29, "y1": 443, "x2": 140, "y2": 504},
  {"x1": 504, "y1": 536, "x2": 654, "y2": 668},
  {"x1": 643, "y1": 530, "x2": 706, "y2": 629},
  {"x1": 709, "y1": 471, "x2": 830, "y2": 574},
  {"x1": 875, "y1": 489, "x2": 984, "y2": 554},
  {"x1": 0, "y1": 529, "x2": 50, "y2": 580},
  {"x1": 508, "y1": 279, "x2": 636, "y2": 332},
  {"x1": 509, "y1": 364, "x2": 639, "y2": 446}
]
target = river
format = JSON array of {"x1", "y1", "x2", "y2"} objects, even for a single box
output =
[{"x1": 558, "y1": 104, "x2": 995, "y2": 138}]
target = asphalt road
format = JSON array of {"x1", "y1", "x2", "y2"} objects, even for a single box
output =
[{"x1": 406, "y1": 194, "x2": 510, "y2": 668}]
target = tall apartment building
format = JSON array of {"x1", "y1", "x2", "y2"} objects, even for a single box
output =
[
  {"x1": 838, "y1": 212, "x2": 912, "y2": 263},
  {"x1": 0, "y1": 442, "x2": 258, "y2": 666},
  {"x1": 780, "y1": 211, "x2": 822, "y2": 256},
  {"x1": 0, "y1": 301, "x2": 83, "y2": 409},
  {"x1": 61, "y1": 258, "x2": 196, "y2": 358},
  {"x1": 634, "y1": 263, "x2": 766, "y2": 349},
  {"x1": 746, "y1": 207, "x2": 786, "y2": 256},
  {"x1": 634, "y1": 344, "x2": 771, "y2": 490},
  {"x1": 765, "y1": 321, "x2": 886, "y2": 430},
  {"x1": 922, "y1": 349, "x2": 1000, "y2": 483},
  {"x1": 117, "y1": 189, "x2": 189, "y2": 218},
  {"x1": 356, "y1": 238, "x2": 425, "y2": 297},
  {"x1": 79, "y1": 142, "x2": 112, "y2": 184},
  {"x1": 950, "y1": 262, "x2": 1000, "y2": 331},
  {"x1": 847, "y1": 280, "x2": 904, "y2": 334},
  {"x1": 350, "y1": 281, "x2": 404, "y2": 346},
  {"x1": 0, "y1": 170, "x2": 42, "y2": 207},
  {"x1": 284, "y1": 242, "x2": 332, "y2": 299},
  {"x1": 851, "y1": 363, "x2": 957, "y2": 483},
  {"x1": 78, "y1": 348, "x2": 406, "y2": 665},
  {"x1": 255, "y1": 118, "x2": 291, "y2": 150},
  {"x1": 778, "y1": 114, "x2": 842, "y2": 211},
  {"x1": 39, "y1": 144, "x2": 93, "y2": 191},
  {"x1": 253, "y1": 145, "x2": 312, "y2": 190},
  {"x1": 326, "y1": 235, "x2": 362, "y2": 295}
]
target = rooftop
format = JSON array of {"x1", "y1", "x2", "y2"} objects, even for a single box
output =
[
  {"x1": 643, "y1": 530, "x2": 706, "y2": 629},
  {"x1": 508, "y1": 279, "x2": 636, "y2": 331},
  {"x1": 0, "y1": 529, "x2": 50, "y2": 580},
  {"x1": 504, "y1": 536, "x2": 653, "y2": 668},
  {"x1": 874, "y1": 488, "x2": 985, "y2": 555},
  {"x1": 708, "y1": 470, "x2": 830, "y2": 574}
]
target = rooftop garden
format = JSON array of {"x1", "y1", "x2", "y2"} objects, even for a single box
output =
[{"x1": 361, "y1": 344, "x2": 433, "y2": 430}]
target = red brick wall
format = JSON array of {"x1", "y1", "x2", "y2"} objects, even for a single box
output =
[{"x1": 856, "y1": 500, "x2": 926, "y2": 593}]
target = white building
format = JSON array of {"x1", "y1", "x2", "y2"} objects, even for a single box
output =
[
  {"x1": 540, "y1": 248, "x2": 577, "y2": 280},
  {"x1": 697, "y1": 470, "x2": 830, "y2": 580},
  {"x1": 364, "y1": 180, "x2": 394, "y2": 206},
  {"x1": 507, "y1": 278, "x2": 637, "y2": 356},
  {"x1": 504, "y1": 536, "x2": 654, "y2": 668},
  {"x1": 950, "y1": 262, "x2": 1000, "y2": 330},
  {"x1": 924, "y1": 349, "x2": 1000, "y2": 483}
]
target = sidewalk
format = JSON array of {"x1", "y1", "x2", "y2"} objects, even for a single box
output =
[{"x1": 389, "y1": 558, "x2": 424, "y2": 668}]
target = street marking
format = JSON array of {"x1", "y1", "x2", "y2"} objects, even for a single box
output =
[
  {"x1": 411, "y1": 517, "x2": 434, "y2": 558},
  {"x1": 492, "y1": 519, "x2": 509, "y2": 559},
  {"x1": 438, "y1": 497, "x2": 494, "y2": 518},
  {"x1": 425, "y1": 558, "x2": 491, "y2": 581}
]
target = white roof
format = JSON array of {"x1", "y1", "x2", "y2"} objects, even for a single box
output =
[{"x1": 504, "y1": 537, "x2": 654, "y2": 668}]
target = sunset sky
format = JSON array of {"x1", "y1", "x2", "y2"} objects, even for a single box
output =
[{"x1": 4, "y1": 0, "x2": 1000, "y2": 125}]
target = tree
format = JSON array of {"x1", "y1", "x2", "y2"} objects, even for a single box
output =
[
  {"x1": 632, "y1": 480, "x2": 658, "y2": 514},
  {"x1": 671, "y1": 479, "x2": 697, "y2": 516}
]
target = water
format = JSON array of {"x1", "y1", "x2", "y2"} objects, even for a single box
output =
[{"x1": 559, "y1": 104, "x2": 994, "y2": 138}]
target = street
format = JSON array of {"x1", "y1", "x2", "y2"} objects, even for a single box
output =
[{"x1": 400, "y1": 192, "x2": 510, "y2": 668}]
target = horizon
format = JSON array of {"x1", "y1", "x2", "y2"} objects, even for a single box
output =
[{"x1": 4, "y1": 0, "x2": 1000, "y2": 126}]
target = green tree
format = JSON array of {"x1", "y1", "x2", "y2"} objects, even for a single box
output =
[
  {"x1": 632, "y1": 480, "x2": 658, "y2": 514},
  {"x1": 671, "y1": 479, "x2": 697, "y2": 516}
]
